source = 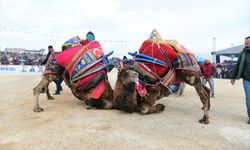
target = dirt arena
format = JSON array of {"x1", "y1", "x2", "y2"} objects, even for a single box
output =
[{"x1": 0, "y1": 70, "x2": 250, "y2": 150}]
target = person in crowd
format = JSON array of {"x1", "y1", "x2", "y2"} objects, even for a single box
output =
[
  {"x1": 201, "y1": 59, "x2": 216, "y2": 98},
  {"x1": 231, "y1": 36, "x2": 250, "y2": 124}
]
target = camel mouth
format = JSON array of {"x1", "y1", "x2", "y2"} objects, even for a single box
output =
[
  {"x1": 123, "y1": 81, "x2": 136, "y2": 91},
  {"x1": 120, "y1": 71, "x2": 138, "y2": 92}
]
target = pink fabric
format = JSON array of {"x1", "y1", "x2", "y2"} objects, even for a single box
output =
[
  {"x1": 136, "y1": 83, "x2": 147, "y2": 97},
  {"x1": 91, "y1": 79, "x2": 106, "y2": 99}
]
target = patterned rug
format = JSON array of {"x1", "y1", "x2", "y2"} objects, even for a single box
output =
[{"x1": 43, "y1": 52, "x2": 64, "y2": 76}]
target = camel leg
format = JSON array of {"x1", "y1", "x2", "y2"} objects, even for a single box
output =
[
  {"x1": 99, "y1": 81, "x2": 114, "y2": 110},
  {"x1": 46, "y1": 82, "x2": 54, "y2": 100},
  {"x1": 85, "y1": 91, "x2": 114, "y2": 110},
  {"x1": 176, "y1": 70, "x2": 210, "y2": 124},
  {"x1": 33, "y1": 93, "x2": 43, "y2": 112},
  {"x1": 139, "y1": 103, "x2": 165, "y2": 114},
  {"x1": 86, "y1": 79, "x2": 114, "y2": 110},
  {"x1": 33, "y1": 86, "x2": 44, "y2": 112},
  {"x1": 46, "y1": 75, "x2": 57, "y2": 100},
  {"x1": 33, "y1": 79, "x2": 49, "y2": 112},
  {"x1": 86, "y1": 99, "x2": 114, "y2": 110},
  {"x1": 139, "y1": 87, "x2": 165, "y2": 114},
  {"x1": 101, "y1": 99, "x2": 114, "y2": 109},
  {"x1": 202, "y1": 84, "x2": 211, "y2": 110},
  {"x1": 194, "y1": 79, "x2": 210, "y2": 124}
]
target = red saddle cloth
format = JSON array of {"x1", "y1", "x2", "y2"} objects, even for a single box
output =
[
  {"x1": 139, "y1": 40, "x2": 178, "y2": 77},
  {"x1": 136, "y1": 30, "x2": 200, "y2": 93},
  {"x1": 56, "y1": 41, "x2": 107, "y2": 99}
]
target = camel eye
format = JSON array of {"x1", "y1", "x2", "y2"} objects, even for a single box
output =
[
  {"x1": 133, "y1": 73, "x2": 138, "y2": 77},
  {"x1": 123, "y1": 71, "x2": 129, "y2": 77}
]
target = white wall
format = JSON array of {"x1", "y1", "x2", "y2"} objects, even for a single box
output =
[{"x1": 0, "y1": 65, "x2": 44, "y2": 74}]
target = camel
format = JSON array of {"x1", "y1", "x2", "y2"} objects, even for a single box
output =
[
  {"x1": 33, "y1": 45, "x2": 114, "y2": 112},
  {"x1": 113, "y1": 66, "x2": 165, "y2": 113},
  {"x1": 114, "y1": 30, "x2": 211, "y2": 124}
]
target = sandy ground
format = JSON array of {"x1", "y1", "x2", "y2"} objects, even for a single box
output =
[{"x1": 0, "y1": 70, "x2": 250, "y2": 150}]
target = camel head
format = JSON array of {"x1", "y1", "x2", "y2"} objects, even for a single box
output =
[
  {"x1": 115, "y1": 61, "x2": 139, "y2": 113},
  {"x1": 119, "y1": 68, "x2": 138, "y2": 92}
]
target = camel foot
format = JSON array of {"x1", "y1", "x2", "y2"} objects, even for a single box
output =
[
  {"x1": 34, "y1": 107, "x2": 44, "y2": 112},
  {"x1": 86, "y1": 106, "x2": 97, "y2": 110},
  {"x1": 102, "y1": 100, "x2": 113, "y2": 110},
  {"x1": 156, "y1": 104, "x2": 165, "y2": 112},
  {"x1": 199, "y1": 117, "x2": 209, "y2": 124},
  {"x1": 201, "y1": 107, "x2": 210, "y2": 111},
  {"x1": 48, "y1": 96, "x2": 55, "y2": 100}
]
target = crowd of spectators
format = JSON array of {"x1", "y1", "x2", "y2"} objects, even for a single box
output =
[
  {"x1": 214, "y1": 60, "x2": 237, "y2": 79},
  {"x1": 0, "y1": 51, "x2": 46, "y2": 65},
  {"x1": 0, "y1": 51, "x2": 238, "y2": 79}
]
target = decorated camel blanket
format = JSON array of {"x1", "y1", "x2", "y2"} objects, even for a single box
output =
[
  {"x1": 61, "y1": 36, "x2": 81, "y2": 50},
  {"x1": 43, "y1": 52, "x2": 64, "y2": 76},
  {"x1": 56, "y1": 41, "x2": 112, "y2": 99},
  {"x1": 134, "y1": 29, "x2": 200, "y2": 88}
]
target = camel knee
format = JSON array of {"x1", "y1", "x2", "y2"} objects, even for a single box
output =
[
  {"x1": 102, "y1": 100, "x2": 114, "y2": 110},
  {"x1": 140, "y1": 105, "x2": 149, "y2": 114},
  {"x1": 33, "y1": 88, "x2": 38, "y2": 96},
  {"x1": 186, "y1": 76, "x2": 195, "y2": 85},
  {"x1": 141, "y1": 108, "x2": 149, "y2": 114},
  {"x1": 33, "y1": 79, "x2": 48, "y2": 95},
  {"x1": 33, "y1": 86, "x2": 41, "y2": 96},
  {"x1": 140, "y1": 104, "x2": 165, "y2": 114}
]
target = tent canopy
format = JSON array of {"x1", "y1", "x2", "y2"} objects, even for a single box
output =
[{"x1": 211, "y1": 45, "x2": 244, "y2": 57}]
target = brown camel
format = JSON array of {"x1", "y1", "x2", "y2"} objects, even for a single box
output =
[
  {"x1": 33, "y1": 52, "x2": 114, "y2": 112},
  {"x1": 114, "y1": 30, "x2": 210, "y2": 124},
  {"x1": 114, "y1": 62, "x2": 210, "y2": 124},
  {"x1": 113, "y1": 67, "x2": 166, "y2": 113}
]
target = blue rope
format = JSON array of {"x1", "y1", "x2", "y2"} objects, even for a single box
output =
[{"x1": 128, "y1": 51, "x2": 166, "y2": 66}]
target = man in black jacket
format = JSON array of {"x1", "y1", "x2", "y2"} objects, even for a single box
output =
[
  {"x1": 231, "y1": 36, "x2": 250, "y2": 124},
  {"x1": 39, "y1": 45, "x2": 63, "y2": 95},
  {"x1": 40, "y1": 45, "x2": 54, "y2": 65}
]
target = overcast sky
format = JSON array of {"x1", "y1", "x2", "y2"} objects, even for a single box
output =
[{"x1": 0, "y1": 0, "x2": 249, "y2": 59}]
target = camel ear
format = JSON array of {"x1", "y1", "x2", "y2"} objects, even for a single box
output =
[
  {"x1": 118, "y1": 58, "x2": 133, "y2": 72},
  {"x1": 120, "y1": 61, "x2": 124, "y2": 70},
  {"x1": 118, "y1": 61, "x2": 124, "y2": 72}
]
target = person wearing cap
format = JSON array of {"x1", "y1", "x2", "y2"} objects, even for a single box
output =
[
  {"x1": 201, "y1": 59, "x2": 216, "y2": 98},
  {"x1": 231, "y1": 36, "x2": 250, "y2": 124},
  {"x1": 80, "y1": 31, "x2": 95, "y2": 45}
]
